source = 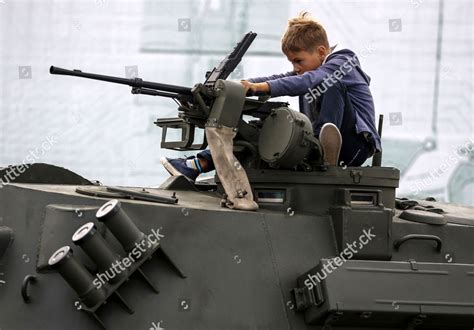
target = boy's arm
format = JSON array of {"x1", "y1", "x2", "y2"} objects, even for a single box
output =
[
  {"x1": 266, "y1": 66, "x2": 335, "y2": 97},
  {"x1": 241, "y1": 65, "x2": 337, "y2": 96},
  {"x1": 267, "y1": 57, "x2": 350, "y2": 97},
  {"x1": 240, "y1": 72, "x2": 296, "y2": 95},
  {"x1": 241, "y1": 53, "x2": 356, "y2": 96},
  {"x1": 247, "y1": 71, "x2": 296, "y2": 83}
]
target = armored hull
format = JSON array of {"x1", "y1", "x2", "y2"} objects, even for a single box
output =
[{"x1": 0, "y1": 164, "x2": 473, "y2": 329}]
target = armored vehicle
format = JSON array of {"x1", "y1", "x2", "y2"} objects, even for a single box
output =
[{"x1": 0, "y1": 32, "x2": 473, "y2": 330}]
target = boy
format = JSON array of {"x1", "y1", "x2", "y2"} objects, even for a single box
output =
[{"x1": 161, "y1": 12, "x2": 381, "y2": 181}]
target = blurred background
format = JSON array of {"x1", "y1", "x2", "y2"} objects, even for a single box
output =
[{"x1": 0, "y1": 0, "x2": 472, "y2": 204}]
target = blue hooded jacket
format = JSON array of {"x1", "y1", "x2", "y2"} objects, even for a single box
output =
[{"x1": 249, "y1": 48, "x2": 381, "y2": 152}]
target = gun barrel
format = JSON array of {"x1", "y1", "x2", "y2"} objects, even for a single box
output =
[{"x1": 49, "y1": 66, "x2": 192, "y2": 96}]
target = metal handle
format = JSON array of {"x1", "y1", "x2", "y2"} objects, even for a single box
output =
[
  {"x1": 394, "y1": 234, "x2": 442, "y2": 252},
  {"x1": 21, "y1": 274, "x2": 37, "y2": 303}
]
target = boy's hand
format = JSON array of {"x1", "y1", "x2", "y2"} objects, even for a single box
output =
[{"x1": 240, "y1": 80, "x2": 270, "y2": 95}]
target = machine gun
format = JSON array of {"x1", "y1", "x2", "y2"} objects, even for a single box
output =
[{"x1": 49, "y1": 31, "x2": 279, "y2": 151}]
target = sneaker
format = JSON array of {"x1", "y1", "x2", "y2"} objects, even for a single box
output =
[
  {"x1": 319, "y1": 123, "x2": 342, "y2": 166},
  {"x1": 160, "y1": 156, "x2": 199, "y2": 181}
]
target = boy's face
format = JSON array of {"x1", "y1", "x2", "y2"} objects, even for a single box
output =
[{"x1": 286, "y1": 46, "x2": 329, "y2": 75}]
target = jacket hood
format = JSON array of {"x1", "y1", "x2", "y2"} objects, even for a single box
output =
[{"x1": 328, "y1": 48, "x2": 371, "y2": 85}]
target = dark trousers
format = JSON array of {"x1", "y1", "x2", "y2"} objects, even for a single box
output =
[
  {"x1": 312, "y1": 82, "x2": 374, "y2": 167},
  {"x1": 197, "y1": 82, "x2": 373, "y2": 170}
]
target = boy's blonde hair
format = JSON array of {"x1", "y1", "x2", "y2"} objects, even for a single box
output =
[{"x1": 281, "y1": 12, "x2": 329, "y2": 54}]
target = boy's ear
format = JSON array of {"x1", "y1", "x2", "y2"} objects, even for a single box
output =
[{"x1": 316, "y1": 45, "x2": 328, "y2": 57}]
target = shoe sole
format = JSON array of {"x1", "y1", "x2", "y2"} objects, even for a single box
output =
[
  {"x1": 160, "y1": 157, "x2": 185, "y2": 177},
  {"x1": 319, "y1": 124, "x2": 342, "y2": 166}
]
